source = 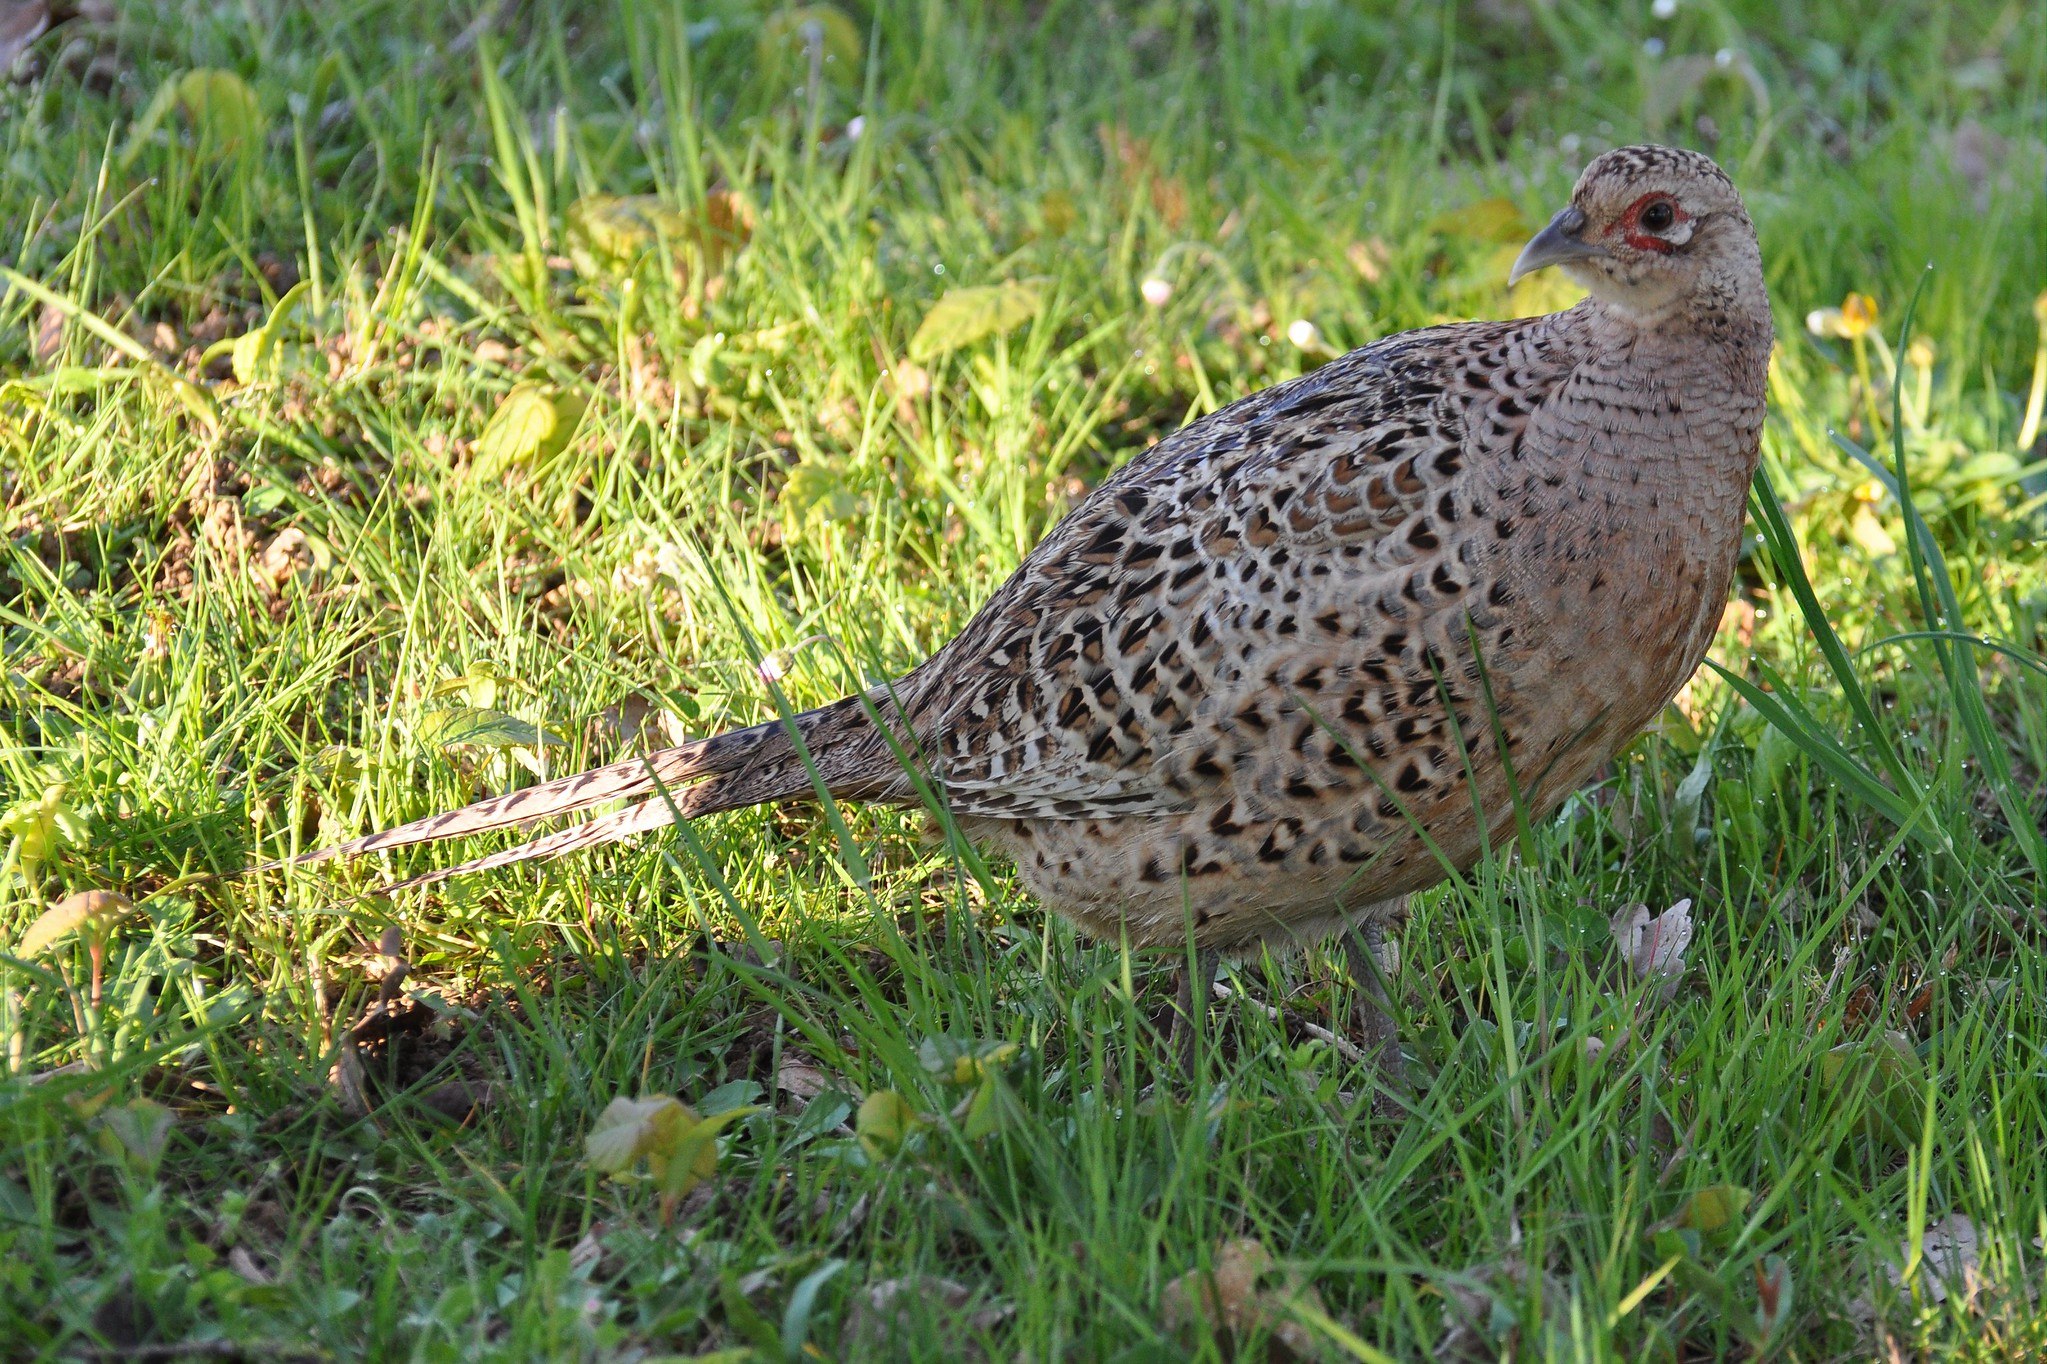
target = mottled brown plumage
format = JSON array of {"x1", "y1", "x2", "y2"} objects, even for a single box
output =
[{"x1": 301, "y1": 146, "x2": 1772, "y2": 961}]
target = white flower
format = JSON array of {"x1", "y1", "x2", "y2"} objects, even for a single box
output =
[
  {"x1": 1140, "y1": 276, "x2": 1173, "y2": 307},
  {"x1": 1286, "y1": 318, "x2": 1323, "y2": 351}
]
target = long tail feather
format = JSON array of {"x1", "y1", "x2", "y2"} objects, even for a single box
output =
[
  {"x1": 383, "y1": 796, "x2": 680, "y2": 890},
  {"x1": 272, "y1": 694, "x2": 886, "y2": 887}
]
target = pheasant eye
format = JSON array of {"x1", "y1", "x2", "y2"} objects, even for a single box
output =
[{"x1": 1639, "y1": 200, "x2": 1676, "y2": 232}]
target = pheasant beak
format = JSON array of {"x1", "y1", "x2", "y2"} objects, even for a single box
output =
[{"x1": 1508, "y1": 207, "x2": 1606, "y2": 286}]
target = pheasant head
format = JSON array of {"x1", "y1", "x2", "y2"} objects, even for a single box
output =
[{"x1": 1510, "y1": 144, "x2": 1770, "y2": 339}]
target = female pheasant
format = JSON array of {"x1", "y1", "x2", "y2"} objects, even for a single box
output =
[{"x1": 301, "y1": 145, "x2": 1770, "y2": 1041}]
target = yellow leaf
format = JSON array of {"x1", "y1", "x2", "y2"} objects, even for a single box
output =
[
  {"x1": 179, "y1": 69, "x2": 265, "y2": 152},
  {"x1": 659, "y1": 1106, "x2": 761, "y2": 1201},
  {"x1": 1849, "y1": 504, "x2": 1897, "y2": 557},
  {"x1": 1429, "y1": 196, "x2": 1529, "y2": 245},
  {"x1": 1038, "y1": 189, "x2": 1077, "y2": 237},
  {"x1": 908, "y1": 281, "x2": 1045, "y2": 363},
  {"x1": 228, "y1": 281, "x2": 314, "y2": 385},
  {"x1": 472, "y1": 383, "x2": 586, "y2": 477},
  {"x1": 124, "y1": 68, "x2": 266, "y2": 166},
  {"x1": 564, "y1": 195, "x2": 688, "y2": 281},
  {"x1": 18, "y1": 889, "x2": 134, "y2": 958},
  {"x1": 1, "y1": 785, "x2": 92, "y2": 877}
]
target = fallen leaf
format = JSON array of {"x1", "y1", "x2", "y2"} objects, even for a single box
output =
[
  {"x1": 418, "y1": 1081, "x2": 488, "y2": 1125},
  {"x1": 1678, "y1": 1184, "x2": 1751, "y2": 1243},
  {"x1": 776, "y1": 1055, "x2": 831, "y2": 1102},
  {"x1": 122, "y1": 68, "x2": 266, "y2": 167},
  {"x1": 329, "y1": 1033, "x2": 369, "y2": 1119},
  {"x1": 227, "y1": 1246, "x2": 273, "y2": 1286},
  {"x1": 1437, "y1": 1257, "x2": 1569, "y2": 1363},
  {"x1": 471, "y1": 382, "x2": 587, "y2": 478},
  {"x1": 1850, "y1": 503, "x2": 1898, "y2": 557},
  {"x1": 1, "y1": 785, "x2": 92, "y2": 880},
  {"x1": 17, "y1": 888, "x2": 132, "y2": 958},
  {"x1": 585, "y1": 1094, "x2": 693, "y2": 1174},
  {"x1": 1888, "y1": 1213, "x2": 1980, "y2": 1305},
  {"x1": 1160, "y1": 1237, "x2": 1326, "y2": 1360},
  {"x1": 1610, "y1": 898, "x2": 1693, "y2": 998},
  {"x1": 1754, "y1": 1255, "x2": 1794, "y2": 1336},
  {"x1": 856, "y1": 1089, "x2": 920, "y2": 1159},
  {"x1": 1428, "y1": 196, "x2": 1529, "y2": 245},
  {"x1": 567, "y1": 1222, "x2": 609, "y2": 1275},
  {"x1": 908, "y1": 281, "x2": 1045, "y2": 363},
  {"x1": 1819, "y1": 1030, "x2": 1926, "y2": 1149},
  {"x1": 257, "y1": 527, "x2": 333, "y2": 586},
  {"x1": 757, "y1": 5, "x2": 864, "y2": 90},
  {"x1": 31, "y1": 301, "x2": 63, "y2": 366},
  {"x1": 584, "y1": 1092, "x2": 759, "y2": 1220}
]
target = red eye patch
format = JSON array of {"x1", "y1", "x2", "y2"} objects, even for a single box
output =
[{"x1": 1612, "y1": 193, "x2": 1687, "y2": 253}]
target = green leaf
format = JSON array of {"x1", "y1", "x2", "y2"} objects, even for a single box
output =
[
  {"x1": 124, "y1": 69, "x2": 266, "y2": 166},
  {"x1": 779, "y1": 1258, "x2": 846, "y2": 1362},
  {"x1": 1, "y1": 786, "x2": 94, "y2": 880},
  {"x1": 416, "y1": 705, "x2": 555, "y2": 751},
  {"x1": 562, "y1": 194, "x2": 710, "y2": 282},
  {"x1": 757, "y1": 6, "x2": 865, "y2": 89},
  {"x1": 1679, "y1": 1184, "x2": 1751, "y2": 1243},
  {"x1": 1819, "y1": 1030, "x2": 1927, "y2": 1150},
  {"x1": 472, "y1": 383, "x2": 587, "y2": 477},
  {"x1": 961, "y1": 1076, "x2": 1005, "y2": 1139},
  {"x1": 95, "y1": 1097, "x2": 176, "y2": 1173},
  {"x1": 585, "y1": 1095, "x2": 692, "y2": 1174},
  {"x1": 780, "y1": 458, "x2": 860, "y2": 531},
  {"x1": 1669, "y1": 745, "x2": 1713, "y2": 846},
  {"x1": 856, "y1": 1090, "x2": 919, "y2": 1159},
  {"x1": 908, "y1": 281, "x2": 1045, "y2": 363},
  {"x1": 229, "y1": 280, "x2": 314, "y2": 385},
  {"x1": 177, "y1": 69, "x2": 265, "y2": 152},
  {"x1": 658, "y1": 1105, "x2": 761, "y2": 1201}
]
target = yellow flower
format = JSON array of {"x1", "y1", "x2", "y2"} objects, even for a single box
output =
[
  {"x1": 1841, "y1": 292, "x2": 1879, "y2": 337},
  {"x1": 1905, "y1": 337, "x2": 1935, "y2": 369}
]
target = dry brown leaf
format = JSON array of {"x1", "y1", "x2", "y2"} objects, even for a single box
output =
[
  {"x1": 227, "y1": 1246, "x2": 273, "y2": 1286},
  {"x1": 1610, "y1": 898, "x2": 1692, "y2": 1000},
  {"x1": 31, "y1": 300, "x2": 63, "y2": 366},
  {"x1": 1887, "y1": 1213, "x2": 1982, "y2": 1305},
  {"x1": 1160, "y1": 1237, "x2": 1325, "y2": 1360},
  {"x1": 775, "y1": 1054, "x2": 830, "y2": 1102},
  {"x1": 1438, "y1": 1257, "x2": 1569, "y2": 1363}
]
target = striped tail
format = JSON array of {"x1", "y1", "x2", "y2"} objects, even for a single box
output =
[{"x1": 284, "y1": 696, "x2": 880, "y2": 889}]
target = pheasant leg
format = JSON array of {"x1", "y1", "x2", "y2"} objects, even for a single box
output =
[
  {"x1": 1343, "y1": 918, "x2": 1404, "y2": 1089},
  {"x1": 1171, "y1": 947, "x2": 1221, "y2": 1079}
]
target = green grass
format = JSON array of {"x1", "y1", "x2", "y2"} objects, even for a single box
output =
[{"x1": 2, "y1": 0, "x2": 2045, "y2": 1358}]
